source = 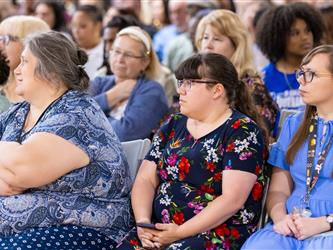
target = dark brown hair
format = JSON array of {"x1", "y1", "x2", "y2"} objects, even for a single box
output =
[
  {"x1": 286, "y1": 45, "x2": 333, "y2": 164},
  {"x1": 175, "y1": 53, "x2": 268, "y2": 143}
]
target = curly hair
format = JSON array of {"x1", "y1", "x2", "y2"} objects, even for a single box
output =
[
  {"x1": 0, "y1": 51, "x2": 10, "y2": 86},
  {"x1": 256, "y1": 2, "x2": 324, "y2": 63}
]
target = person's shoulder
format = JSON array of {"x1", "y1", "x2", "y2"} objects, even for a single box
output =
[
  {"x1": 93, "y1": 75, "x2": 115, "y2": 85},
  {"x1": 154, "y1": 25, "x2": 177, "y2": 38},
  {"x1": 138, "y1": 77, "x2": 164, "y2": 92},
  {"x1": 282, "y1": 110, "x2": 304, "y2": 130},
  {"x1": 227, "y1": 110, "x2": 262, "y2": 134},
  {"x1": 262, "y1": 63, "x2": 276, "y2": 75},
  {"x1": 160, "y1": 113, "x2": 186, "y2": 132}
]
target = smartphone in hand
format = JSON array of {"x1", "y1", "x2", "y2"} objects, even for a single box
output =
[{"x1": 136, "y1": 222, "x2": 160, "y2": 230}]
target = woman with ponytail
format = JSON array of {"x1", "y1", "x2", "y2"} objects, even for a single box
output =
[
  {"x1": 242, "y1": 45, "x2": 333, "y2": 249},
  {"x1": 0, "y1": 31, "x2": 131, "y2": 249},
  {"x1": 117, "y1": 53, "x2": 266, "y2": 249}
]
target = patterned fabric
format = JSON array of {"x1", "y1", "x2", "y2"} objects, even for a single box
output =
[
  {"x1": 0, "y1": 225, "x2": 116, "y2": 250},
  {"x1": 241, "y1": 73, "x2": 279, "y2": 137},
  {"x1": 0, "y1": 90, "x2": 133, "y2": 243},
  {"x1": 117, "y1": 111, "x2": 266, "y2": 250}
]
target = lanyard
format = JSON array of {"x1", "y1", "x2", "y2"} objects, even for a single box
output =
[{"x1": 304, "y1": 114, "x2": 333, "y2": 206}]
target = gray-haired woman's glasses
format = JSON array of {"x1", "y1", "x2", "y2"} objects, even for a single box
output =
[
  {"x1": 296, "y1": 69, "x2": 333, "y2": 84},
  {"x1": 177, "y1": 79, "x2": 219, "y2": 92},
  {"x1": 0, "y1": 35, "x2": 20, "y2": 46}
]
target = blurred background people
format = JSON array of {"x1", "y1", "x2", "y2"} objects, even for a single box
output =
[
  {"x1": 98, "y1": 15, "x2": 140, "y2": 76},
  {"x1": 71, "y1": 4, "x2": 103, "y2": 80},
  {"x1": 0, "y1": 50, "x2": 10, "y2": 112},
  {"x1": 320, "y1": 5, "x2": 333, "y2": 44},
  {"x1": 34, "y1": 0, "x2": 69, "y2": 34},
  {"x1": 153, "y1": 0, "x2": 188, "y2": 61},
  {"x1": 0, "y1": 15, "x2": 50, "y2": 105},
  {"x1": 89, "y1": 26, "x2": 169, "y2": 142},
  {"x1": 149, "y1": 0, "x2": 170, "y2": 30},
  {"x1": 256, "y1": 2, "x2": 324, "y2": 111},
  {"x1": 196, "y1": 9, "x2": 279, "y2": 137},
  {"x1": 163, "y1": 1, "x2": 217, "y2": 73}
]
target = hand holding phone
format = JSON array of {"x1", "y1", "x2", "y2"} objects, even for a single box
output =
[{"x1": 136, "y1": 222, "x2": 160, "y2": 230}]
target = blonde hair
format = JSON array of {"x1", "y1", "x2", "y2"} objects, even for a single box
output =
[
  {"x1": 115, "y1": 26, "x2": 162, "y2": 81},
  {"x1": 0, "y1": 15, "x2": 50, "y2": 41},
  {"x1": 195, "y1": 10, "x2": 257, "y2": 77}
]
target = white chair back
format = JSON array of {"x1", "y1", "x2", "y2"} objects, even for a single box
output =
[{"x1": 121, "y1": 139, "x2": 151, "y2": 181}]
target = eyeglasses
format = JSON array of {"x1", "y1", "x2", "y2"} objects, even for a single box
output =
[
  {"x1": 0, "y1": 34, "x2": 20, "y2": 45},
  {"x1": 177, "y1": 79, "x2": 219, "y2": 92},
  {"x1": 109, "y1": 48, "x2": 145, "y2": 60},
  {"x1": 296, "y1": 68, "x2": 333, "y2": 84}
]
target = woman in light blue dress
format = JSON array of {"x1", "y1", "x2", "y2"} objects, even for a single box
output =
[{"x1": 242, "y1": 45, "x2": 333, "y2": 249}]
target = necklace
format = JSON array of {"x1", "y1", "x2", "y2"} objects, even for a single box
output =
[
  {"x1": 283, "y1": 71, "x2": 293, "y2": 90},
  {"x1": 17, "y1": 90, "x2": 69, "y2": 144}
]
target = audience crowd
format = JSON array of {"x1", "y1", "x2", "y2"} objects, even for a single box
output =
[{"x1": 0, "y1": 0, "x2": 333, "y2": 249}]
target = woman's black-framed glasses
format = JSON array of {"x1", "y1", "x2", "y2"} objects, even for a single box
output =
[
  {"x1": 177, "y1": 79, "x2": 219, "y2": 92},
  {"x1": 296, "y1": 68, "x2": 333, "y2": 84},
  {"x1": 0, "y1": 34, "x2": 20, "y2": 46}
]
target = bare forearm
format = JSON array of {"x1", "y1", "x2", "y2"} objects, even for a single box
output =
[
  {"x1": 131, "y1": 178, "x2": 156, "y2": 223},
  {"x1": 267, "y1": 191, "x2": 289, "y2": 223}
]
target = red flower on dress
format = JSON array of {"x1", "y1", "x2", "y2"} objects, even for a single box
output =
[
  {"x1": 159, "y1": 132, "x2": 165, "y2": 141},
  {"x1": 200, "y1": 184, "x2": 214, "y2": 194},
  {"x1": 213, "y1": 172, "x2": 222, "y2": 181},
  {"x1": 231, "y1": 120, "x2": 241, "y2": 129},
  {"x1": 169, "y1": 130, "x2": 175, "y2": 139},
  {"x1": 179, "y1": 171, "x2": 186, "y2": 181},
  {"x1": 231, "y1": 228, "x2": 240, "y2": 239},
  {"x1": 129, "y1": 239, "x2": 139, "y2": 245},
  {"x1": 206, "y1": 162, "x2": 216, "y2": 172},
  {"x1": 178, "y1": 157, "x2": 190, "y2": 173},
  {"x1": 252, "y1": 182, "x2": 263, "y2": 201},
  {"x1": 205, "y1": 240, "x2": 215, "y2": 250},
  {"x1": 215, "y1": 224, "x2": 230, "y2": 237},
  {"x1": 255, "y1": 164, "x2": 261, "y2": 175},
  {"x1": 226, "y1": 143, "x2": 235, "y2": 152},
  {"x1": 173, "y1": 212, "x2": 185, "y2": 225}
]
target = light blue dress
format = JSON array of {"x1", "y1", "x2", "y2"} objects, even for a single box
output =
[
  {"x1": 0, "y1": 90, "x2": 133, "y2": 244},
  {"x1": 242, "y1": 112, "x2": 333, "y2": 249}
]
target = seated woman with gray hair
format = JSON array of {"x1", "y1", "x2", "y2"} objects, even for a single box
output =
[
  {"x1": 89, "y1": 26, "x2": 169, "y2": 142},
  {"x1": 0, "y1": 31, "x2": 132, "y2": 249}
]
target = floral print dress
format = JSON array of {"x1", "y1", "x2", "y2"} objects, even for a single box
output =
[{"x1": 117, "y1": 110, "x2": 266, "y2": 250}]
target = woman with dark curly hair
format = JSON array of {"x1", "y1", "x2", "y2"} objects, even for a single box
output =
[{"x1": 256, "y1": 2, "x2": 324, "y2": 111}]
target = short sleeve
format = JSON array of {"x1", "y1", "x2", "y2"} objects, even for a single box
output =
[
  {"x1": 222, "y1": 118, "x2": 264, "y2": 174},
  {"x1": 268, "y1": 114, "x2": 297, "y2": 170},
  {"x1": 30, "y1": 95, "x2": 119, "y2": 163},
  {"x1": 145, "y1": 114, "x2": 179, "y2": 164}
]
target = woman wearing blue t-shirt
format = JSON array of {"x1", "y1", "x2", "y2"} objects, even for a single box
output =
[{"x1": 256, "y1": 2, "x2": 323, "y2": 111}]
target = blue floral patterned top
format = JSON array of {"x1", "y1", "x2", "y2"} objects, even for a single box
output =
[{"x1": 0, "y1": 90, "x2": 132, "y2": 242}]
